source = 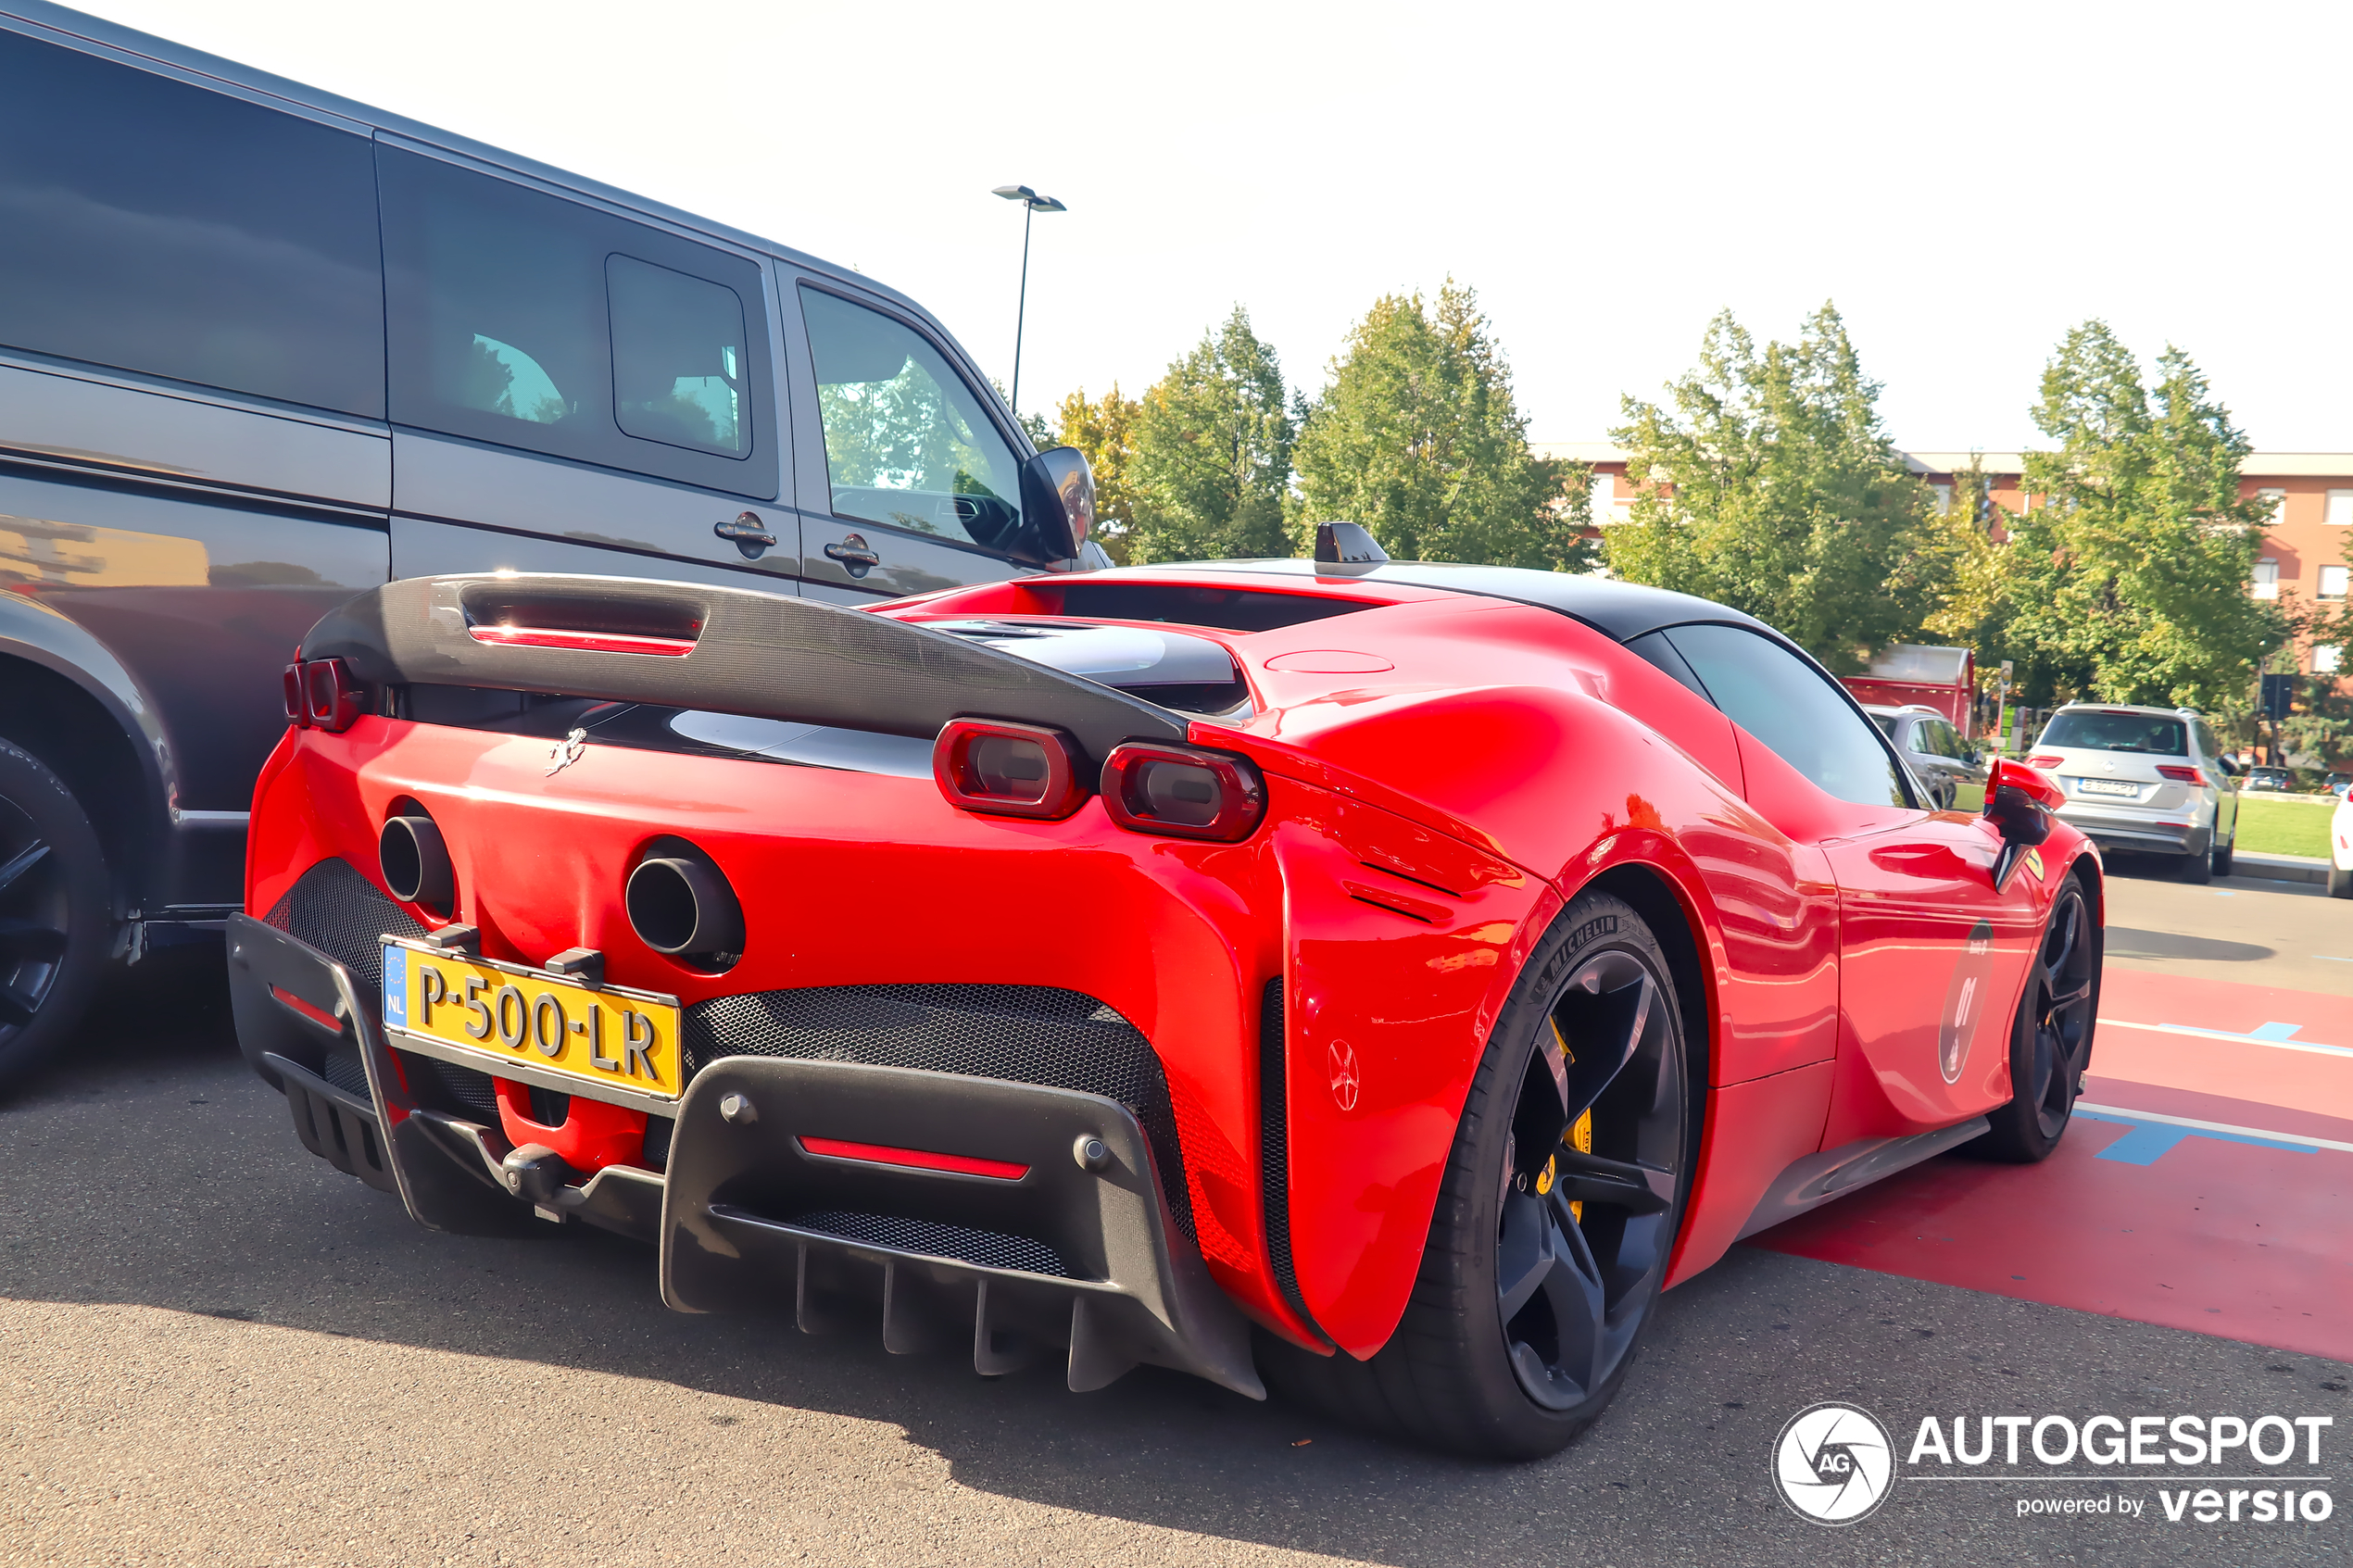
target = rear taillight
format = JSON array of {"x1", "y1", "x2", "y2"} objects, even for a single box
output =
[
  {"x1": 2156, "y1": 765, "x2": 2202, "y2": 784},
  {"x1": 302, "y1": 658, "x2": 364, "y2": 733},
  {"x1": 2026, "y1": 755, "x2": 2063, "y2": 769},
  {"x1": 933, "y1": 719, "x2": 1088, "y2": 820},
  {"x1": 282, "y1": 662, "x2": 309, "y2": 727},
  {"x1": 1100, "y1": 742, "x2": 1265, "y2": 842}
]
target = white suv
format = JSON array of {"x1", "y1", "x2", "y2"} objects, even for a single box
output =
[{"x1": 2027, "y1": 705, "x2": 2240, "y2": 884}]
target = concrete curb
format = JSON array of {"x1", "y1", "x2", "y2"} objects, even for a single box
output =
[{"x1": 2231, "y1": 850, "x2": 2330, "y2": 886}]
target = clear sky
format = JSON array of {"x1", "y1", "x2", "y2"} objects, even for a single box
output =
[{"x1": 62, "y1": 0, "x2": 2353, "y2": 453}]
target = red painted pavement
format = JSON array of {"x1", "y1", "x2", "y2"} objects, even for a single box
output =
[{"x1": 1745, "y1": 965, "x2": 2353, "y2": 1359}]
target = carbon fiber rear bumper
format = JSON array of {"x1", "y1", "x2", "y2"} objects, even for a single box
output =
[
  {"x1": 660, "y1": 1057, "x2": 1261, "y2": 1398},
  {"x1": 226, "y1": 915, "x2": 1262, "y2": 1399}
]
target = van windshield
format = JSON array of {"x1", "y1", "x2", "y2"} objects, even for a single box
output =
[{"x1": 2041, "y1": 711, "x2": 2189, "y2": 756}]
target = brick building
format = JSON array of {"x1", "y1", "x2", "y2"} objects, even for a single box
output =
[{"x1": 1541, "y1": 443, "x2": 2353, "y2": 680}]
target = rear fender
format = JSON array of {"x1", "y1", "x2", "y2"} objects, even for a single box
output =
[{"x1": 1270, "y1": 783, "x2": 1550, "y2": 1358}]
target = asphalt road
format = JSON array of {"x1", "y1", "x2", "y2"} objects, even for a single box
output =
[
  {"x1": 2099, "y1": 851, "x2": 2353, "y2": 997},
  {"x1": 2, "y1": 865, "x2": 2346, "y2": 1567}
]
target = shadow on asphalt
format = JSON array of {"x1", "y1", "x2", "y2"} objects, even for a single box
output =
[{"x1": 3, "y1": 940, "x2": 2340, "y2": 1565}]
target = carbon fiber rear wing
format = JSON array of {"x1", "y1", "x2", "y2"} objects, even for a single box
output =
[{"x1": 299, "y1": 573, "x2": 1188, "y2": 759}]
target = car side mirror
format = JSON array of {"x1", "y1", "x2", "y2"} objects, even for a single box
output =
[
  {"x1": 1015, "y1": 445, "x2": 1095, "y2": 563},
  {"x1": 2217, "y1": 758, "x2": 2241, "y2": 777},
  {"x1": 1983, "y1": 758, "x2": 2060, "y2": 891}
]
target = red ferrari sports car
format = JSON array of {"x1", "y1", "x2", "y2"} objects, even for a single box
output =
[{"x1": 231, "y1": 528, "x2": 2099, "y2": 1458}]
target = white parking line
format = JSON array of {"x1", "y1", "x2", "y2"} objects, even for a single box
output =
[
  {"x1": 2095, "y1": 1017, "x2": 2353, "y2": 1058},
  {"x1": 2073, "y1": 1102, "x2": 2353, "y2": 1155}
]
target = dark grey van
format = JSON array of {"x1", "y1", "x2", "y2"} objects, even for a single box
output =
[{"x1": 0, "y1": 2, "x2": 1094, "y2": 1086}]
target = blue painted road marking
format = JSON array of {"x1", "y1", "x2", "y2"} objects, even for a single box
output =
[{"x1": 2077, "y1": 1109, "x2": 2319, "y2": 1165}]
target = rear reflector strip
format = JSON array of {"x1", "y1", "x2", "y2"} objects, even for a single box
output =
[
  {"x1": 798, "y1": 1135, "x2": 1029, "y2": 1181},
  {"x1": 467, "y1": 624, "x2": 696, "y2": 657},
  {"x1": 270, "y1": 985, "x2": 344, "y2": 1034}
]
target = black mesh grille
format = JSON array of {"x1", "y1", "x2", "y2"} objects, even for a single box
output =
[
  {"x1": 321, "y1": 1041, "x2": 370, "y2": 1098},
  {"x1": 419, "y1": 1055, "x2": 501, "y2": 1119},
  {"x1": 790, "y1": 1210, "x2": 1069, "y2": 1277},
  {"x1": 1258, "y1": 976, "x2": 1310, "y2": 1320},
  {"x1": 267, "y1": 859, "x2": 503, "y2": 1122},
  {"x1": 688, "y1": 984, "x2": 1195, "y2": 1242},
  {"x1": 263, "y1": 858, "x2": 425, "y2": 1003}
]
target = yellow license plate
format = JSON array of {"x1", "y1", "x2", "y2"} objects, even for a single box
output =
[{"x1": 379, "y1": 939, "x2": 683, "y2": 1106}]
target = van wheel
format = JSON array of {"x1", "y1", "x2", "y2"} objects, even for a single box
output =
[{"x1": 0, "y1": 739, "x2": 111, "y2": 1095}]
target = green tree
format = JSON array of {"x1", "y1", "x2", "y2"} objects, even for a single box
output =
[
  {"x1": 1605, "y1": 304, "x2": 1933, "y2": 671},
  {"x1": 1910, "y1": 459, "x2": 2013, "y2": 656},
  {"x1": 1051, "y1": 383, "x2": 1141, "y2": 564},
  {"x1": 1126, "y1": 307, "x2": 1295, "y2": 562},
  {"x1": 1293, "y1": 282, "x2": 1588, "y2": 570},
  {"x1": 1998, "y1": 322, "x2": 2281, "y2": 710}
]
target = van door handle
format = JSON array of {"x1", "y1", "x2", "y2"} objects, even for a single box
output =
[
  {"x1": 715, "y1": 512, "x2": 776, "y2": 558},
  {"x1": 824, "y1": 534, "x2": 880, "y2": 578}
]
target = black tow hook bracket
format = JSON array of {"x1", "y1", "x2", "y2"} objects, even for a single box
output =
[{"x1": 502, "y1": 1143, "x2": 581, "y2": 1208}]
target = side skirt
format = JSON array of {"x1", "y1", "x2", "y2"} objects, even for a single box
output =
[{"x1": 1734, "y1": 1117, "x2": 1990, "y2": 1240}]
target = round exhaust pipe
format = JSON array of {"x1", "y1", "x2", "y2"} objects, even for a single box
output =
[
  {"x1": 379, "y1": 813, "x2": 454, "y2": 911},
  {"x1": 626, "y1": 849, "x2": 745, "y2": 961}
]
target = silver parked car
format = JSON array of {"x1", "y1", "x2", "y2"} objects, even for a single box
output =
[
  {"x1": 2027, "y1": 705, "x2": 2240, "y2": 884},
  {"x1": 1864, "y1": 703, "x2": 1983, "y2": 810}
]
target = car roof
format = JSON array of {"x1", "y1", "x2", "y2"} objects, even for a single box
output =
[
  {"x1": 2050, "y1": 702, "x2": 2198, "y2": 719},
  {"x1": 1113, "y1": 558, "x2": 1771, "y2": 645},
  {"x1": 1, "y1": 2, "x2": 922, "y2": 321}
]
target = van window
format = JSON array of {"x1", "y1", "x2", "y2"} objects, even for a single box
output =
[
  {"x1": 801, "y1": 287, "x2": 1023, "y2": 552},
  {"x1": 1662, "y1": 623, "x2": 1909, "y2": 808},
  {"x1": 609, "y1": 256, "x2": 747, "y2": 457},
  {"x1": 0, "y1": 31, "x2": 383, "y2": 415},
  {"x1": 380, "y1": 146, "x2": 774, "y2": 499}
]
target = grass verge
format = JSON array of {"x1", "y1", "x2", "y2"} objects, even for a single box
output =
[{"x1": 2233, "y1": 795, "x2": 2335, "y2": 859}]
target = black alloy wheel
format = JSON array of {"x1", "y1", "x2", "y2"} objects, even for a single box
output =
[
  {"x1": 1490, "y1": 942, "x2": 1685, "y2": 1413},
  {"x1": 1262, "y1": 890, "x2": 1695, "y2": 1459},
  {"x1": 0, "y1": 740, "x2": 111, "y2": 1094},
  {"x1": 1971, "y1": 876, "x2": 2099, "y2": 1161}
]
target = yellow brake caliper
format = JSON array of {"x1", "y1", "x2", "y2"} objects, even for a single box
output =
[{"x1": 1533, "y1": 1018, "x2": 1592, "y2": 1222}]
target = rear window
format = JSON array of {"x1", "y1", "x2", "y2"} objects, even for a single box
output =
[{"x1": 2041, "y1": 711, "x2": 2188, "y2": 756}]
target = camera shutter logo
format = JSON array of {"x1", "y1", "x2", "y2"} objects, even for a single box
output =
[{"x1": 1772, "y1": 1402, "x2": 1895, "y2": 1525}]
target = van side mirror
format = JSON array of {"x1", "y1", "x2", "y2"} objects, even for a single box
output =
[
  {"x1": 1016, "y1": 446, "x2": 1095, "y2": 563},
  {"x1": 1983, "y1": 758, "x2": 2061, "y2": 891}
]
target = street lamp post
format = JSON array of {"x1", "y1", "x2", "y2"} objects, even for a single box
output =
[{"x1": 992, "y1": 183, "x2": 1065, "y2": 426}]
